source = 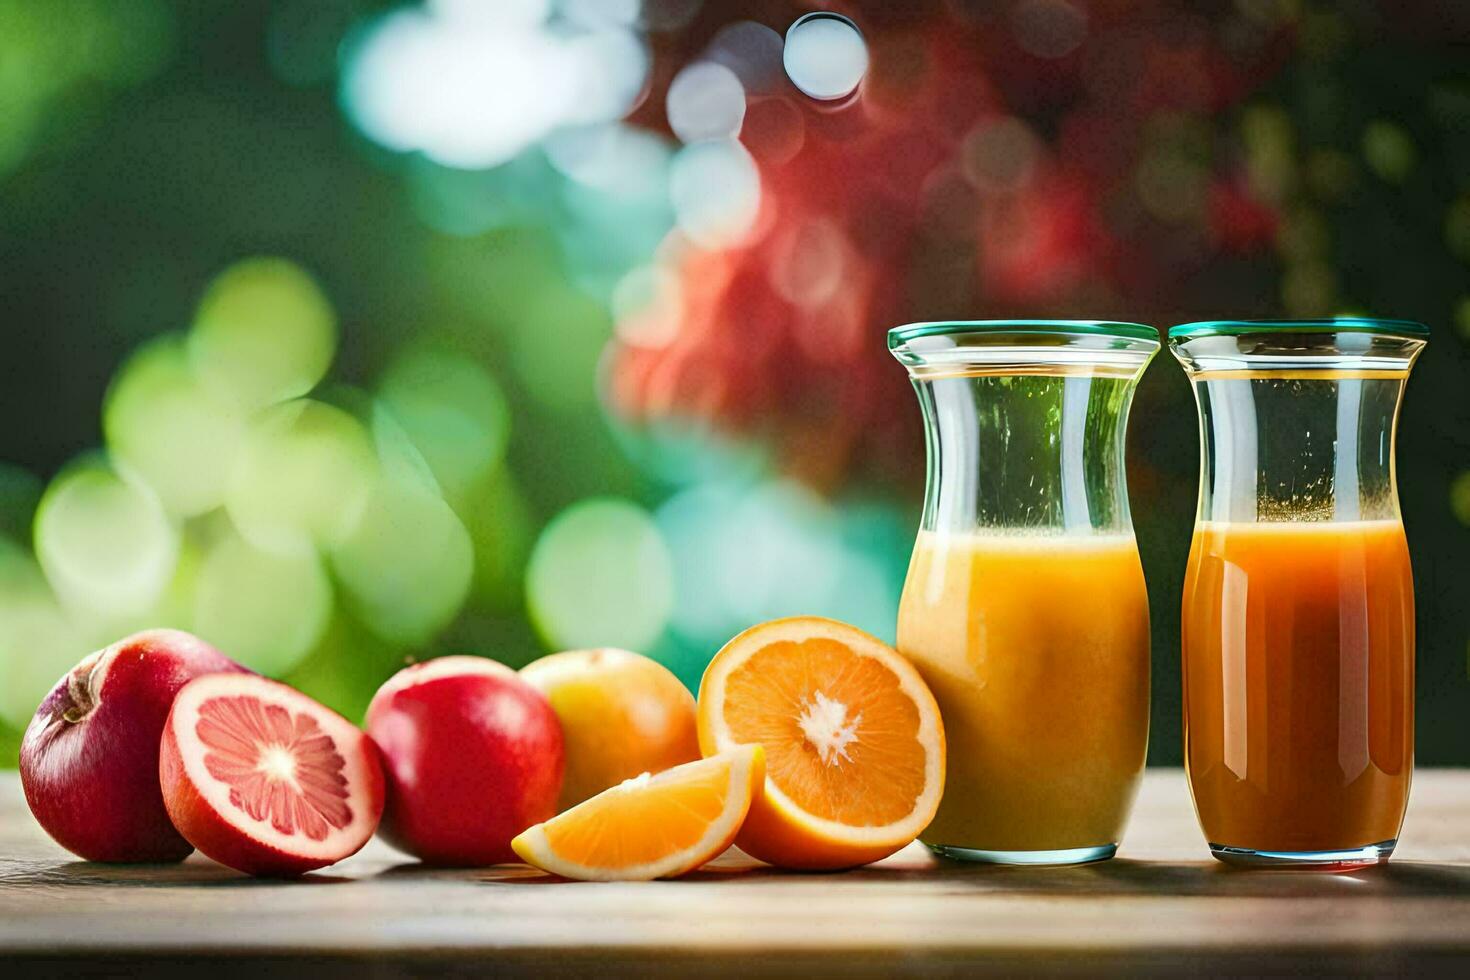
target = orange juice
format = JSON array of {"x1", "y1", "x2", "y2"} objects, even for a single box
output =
[
  {"x1": 1182, "y1": 520, "x2": 1413, "y2": 854},
  {"x1": 897, "y1": 531, "x2": 1150, "y2": 854}
]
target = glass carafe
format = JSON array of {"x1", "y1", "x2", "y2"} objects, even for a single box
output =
[
  {"x1": 890, "y1": 321, "x2": 1158, "y2": 865},
  {"x1": 1171, "y1": 318, "x2": 1427, "y2": 867}
]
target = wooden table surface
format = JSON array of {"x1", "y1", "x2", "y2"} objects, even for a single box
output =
[{"x1": 3, "y1": 769, "x2": 1469, "y2": 977}]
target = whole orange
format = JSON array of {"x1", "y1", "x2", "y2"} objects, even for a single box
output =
[{"x1": 521, "y1": 649, "x2": 700, "y2": 810}]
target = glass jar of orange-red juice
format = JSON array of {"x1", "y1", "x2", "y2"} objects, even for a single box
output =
[
  {"x1": 889, "y1": 321, "x2": 1158, "y2": 865},
  {"x1": 1171, "y1": 318, "x2": 1427, "y2": 868}
]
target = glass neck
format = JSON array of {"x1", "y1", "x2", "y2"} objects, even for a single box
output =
[
  {"x1": 895, "y1": 332, "x2": 1157, "y2": 535},
  {"x1": 1171, "y1": 331, "x2": 1425, "y2": 525}
]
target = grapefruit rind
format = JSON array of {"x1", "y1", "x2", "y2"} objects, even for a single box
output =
[{"x1": 510, "y1": 744, "x2": 763, "y2": 882}]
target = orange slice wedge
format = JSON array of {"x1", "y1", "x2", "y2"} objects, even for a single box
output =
[
  {"x1": 697, "y1": 616, "x2": 945, "y2": 870},
  {"x1": 510, "y1": 745, "x2": 764, "y2": 881}
]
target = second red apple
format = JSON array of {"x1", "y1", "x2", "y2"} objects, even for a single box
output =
[{"x1": 366, "y1": 656, "x2": 564, "y2": 866}]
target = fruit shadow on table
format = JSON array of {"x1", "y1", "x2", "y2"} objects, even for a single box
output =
[
  {"x1": 371, "y1": 856, "x2": 1470, "y2": 898},
  {"x1": 3, "y1": 859, "x2": 355, "y2": 888},
  {"x1": 884, "y1": 858, "x2": 1470, "y2": 899}
]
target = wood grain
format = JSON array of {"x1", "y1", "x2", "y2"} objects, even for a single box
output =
[{"x1": 3, "y1": 770, "x2": 1469, "y2": 976}]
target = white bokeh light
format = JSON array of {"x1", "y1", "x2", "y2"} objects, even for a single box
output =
[
  {"x1": 666, "y1": 61, "x2": 746, "y2": 143},
  {"x1": 544, "y1": 122, "x2": 671, "y2": 194},
  {"x1": 783, "y1": 12, "x2": 869, "y2": 101},
  {"x1": 669, "y1": 139, "x2": 761, "y2": 248},
  {"x1": 343, "y1": 2, "x2": 650, "y2": 170},
  {"x1": 562, "y1": 29, "x2": 652, "y2": 127},
  {"x1": 429, "y1": 0, "x2": 550, "y2": 29}
]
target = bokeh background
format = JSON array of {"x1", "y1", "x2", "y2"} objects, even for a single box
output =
[{"x1": 2, "y1": 0, "x2": 1467, "y2": 767}]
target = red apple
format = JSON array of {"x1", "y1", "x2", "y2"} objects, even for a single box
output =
[
  {"x1": 19, "y1": 629, "x2": 244, "y2": 862},
  {"x1": 366, "y1": 656, "x2": 564, "y2": 865}
]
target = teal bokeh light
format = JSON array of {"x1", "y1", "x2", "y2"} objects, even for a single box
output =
[{"x1": 526, "y1": 497, "x2": 674, "y2": 653}]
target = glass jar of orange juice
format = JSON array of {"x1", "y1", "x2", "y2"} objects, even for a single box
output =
[
  {"x1": 1171, "y1": 318, "x2": 1427, "y2": 867},
  {"x1": 889, "y1": 321, "x2": 1158, "y2": 865}
]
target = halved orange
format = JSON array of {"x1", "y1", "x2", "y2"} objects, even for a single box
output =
[
  {"x1": 510, "y1": 745, "x2": 764, "y2": 881},
  {"x1": 698, "y1": 616, "x2": 945, "y2": 870}
]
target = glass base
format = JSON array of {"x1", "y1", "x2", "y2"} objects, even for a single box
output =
[
  {"x1": 927, "y1": 842, "x2": 1118, "y2": 866},
  {"x1": 1209, "y1": 839, "x2": 1396, "y2": 869}
]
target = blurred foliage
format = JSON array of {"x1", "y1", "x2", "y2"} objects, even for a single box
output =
[{"x1": 0, "y1": 0, "x2": 1467, "y2": 767}]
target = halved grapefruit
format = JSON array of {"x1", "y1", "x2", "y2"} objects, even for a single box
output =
[{"x1": 160, "y1": 673, "x2": 384, "y2": 876}]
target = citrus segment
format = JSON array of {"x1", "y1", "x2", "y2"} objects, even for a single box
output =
[
  {"x1": 195, "y1": 694, "x2": 352, "y2": 840},
  {"x1": 511, "y1": 745, "x2": 763, "y2": 881},
  {"x1": 698, "y1": 617, "x2": 945, "y2": 870}
]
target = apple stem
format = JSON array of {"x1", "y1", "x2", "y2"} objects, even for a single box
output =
[{"x1": 62, "y1": 659, "x2": 100, "y2": 724}]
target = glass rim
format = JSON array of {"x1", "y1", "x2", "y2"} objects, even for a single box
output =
[
  {"x1": 1168, "y1": 317, "x2": 1429, "y2": 340},
  {"x1": 887, "y1": 320, "x2": 1160, "y2": 348}
]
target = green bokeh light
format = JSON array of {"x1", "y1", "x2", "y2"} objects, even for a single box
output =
[
  {"x1": 1240, "y1": 104, "x2": 1295, "y2": 204},
  {"x1": 371, "y1": 401, "x2": 443, "y2": 496},
  {"x1": 225, "y1": 399, "x2": 376, "y2": 554},
  {"x1": 103, "y1": 333, "x2": 246, "y2": 517},
  {"x1": 510, "y1": 286, "x2": 613, "y2": 413},
  {"x1": 188, "y1": 257, "x2": 338, "y2": 411},
  {"x1": 427, "y1": 229, "x2": 562, "y2": 328},
  {"x1": 1450, "y1": 471, "x2": 1470, "y2": 526},
  {"x1": 0, "y1": 0, "x2": 173, "y2": 176},
  {"x1": 1361, "y1": 120, "x2": 1417, "y2": 183},
  {"x1": 0, "y1": 539, "x2": 82, "y2": 729},
  {"x1": 280, "y1": 607, "x2": 406, "y2": 725},
  {"x1": 378, "y1": 345, "x2": 510, "y2": 501},
  {"x1": 145, "y1": 528, "x2": 205, "y2": 636},
  {"x1": 34, "y1": 459, "x2": 178, "y2": 620},
  {"x1": 193, "y1": 531, "x2": 332, "y2": 676},
  {"x1": 1455, "y1": 296, "x2": 1470, "y2": 342},
  {"x1": 526, "y1": 497, "x2": 673, "y2": 652},
  {"x1": 330, "y1": 476, "x2": 474, "y2": 646}
]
